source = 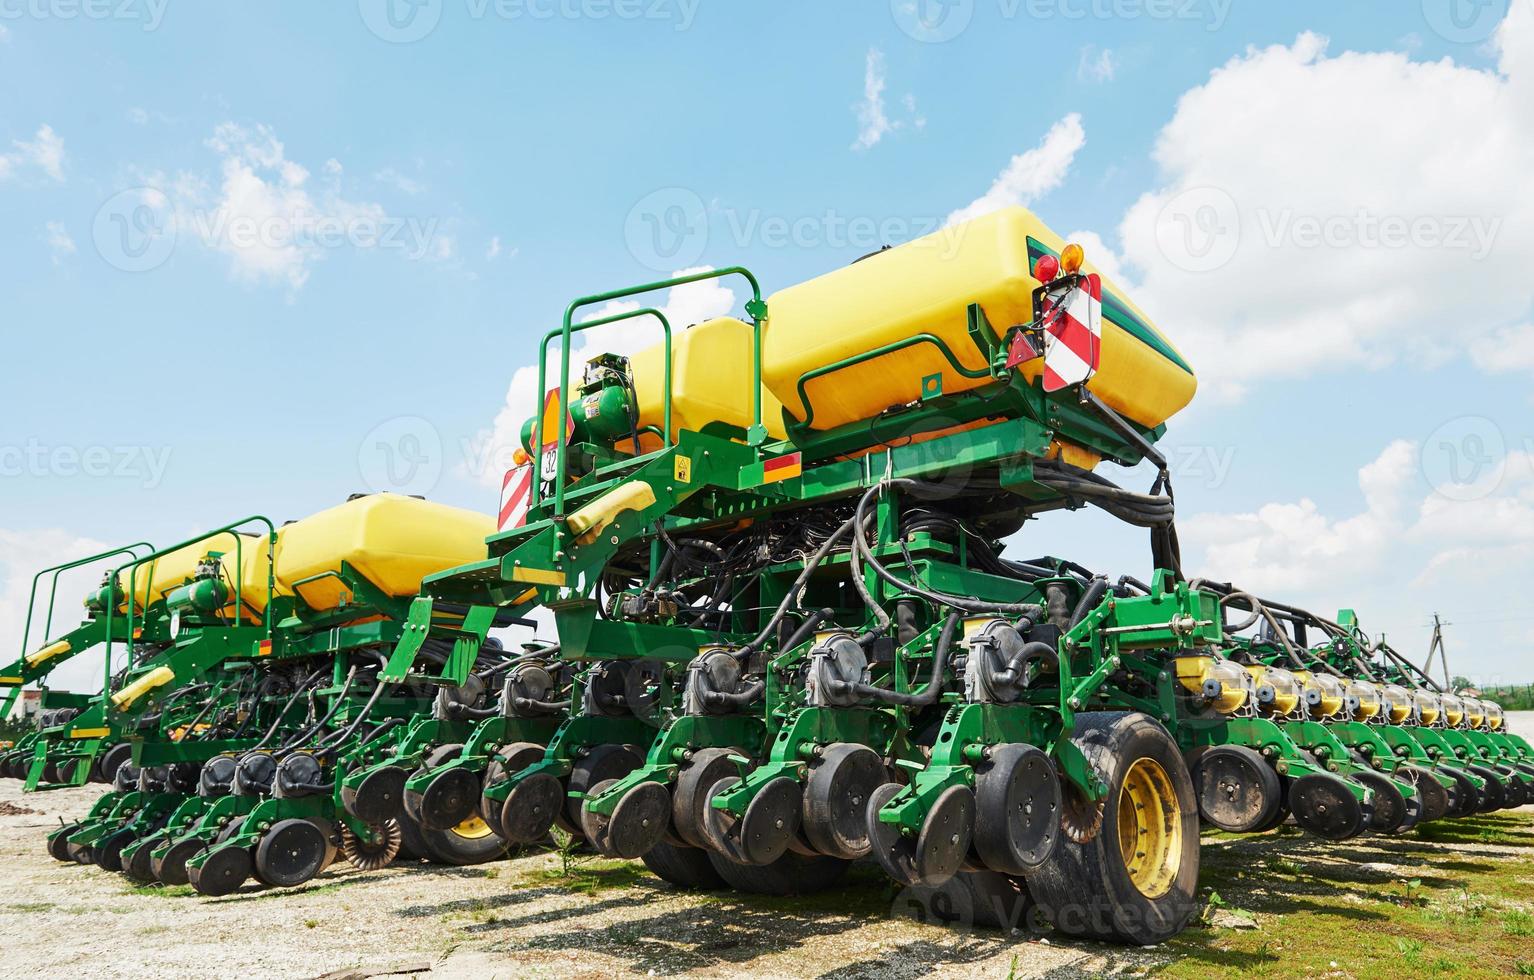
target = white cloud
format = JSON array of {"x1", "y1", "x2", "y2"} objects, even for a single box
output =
[
  {"x1": 1469, "y1": 322, "x2": 1534, "y2": 376},
  {"x1": 126, "y1": 107, "x2": 150, "y2": 125},
  {"x1": 153, "y1": 122, "x2": 404, "y2": 293},
  {"x1": 1183, "y1": 441, "x2": 1534, "y2": 597},
  {"x1": 486, "y1": 235, "x2": 502, "y2": 260},
  {"x1": 1115, "y1": 8, "x2": 1534, "y2": 398},
  {"x1": 462, "y1": 268, "x2": 738, "y2": 487},
  {"x1": 44, "y1": 221, "x2": 75, "y2": 265},
  {"x1": 853, "y1": 49, "x2": 893, "y2": 150},
  {"x1": 1, "y1": 24, "x2": 12, "y2": 43},
  {"x1": 375, "y1": 167, "x2": 424, "y2": 195},
  {"x1": 1077, "y1": 45, "x2": 1117, "y2": 83},
  {"x1": 0, "y1": 124, "x2": 66, "y2": 183},
  {"x1": 0, "y1": 528, "x2": 111, "y2": 697},
  {"x1": 852, "y1": 49, "x2": 922, "y2": 150},
  {"x1": 946, "y1": 114, "x2": 1086, "y2": 227}
]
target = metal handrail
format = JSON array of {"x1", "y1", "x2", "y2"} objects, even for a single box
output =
[
  {"x1": 791, "y1": 332, "x2": 993, "y2": 432},
  {"x1": 539, "y1": 266, "x2": 765, "y2": 517},
  {"x1": 103, "y1": 518, "x2": 278, "y2": 700},
  {"x1": 20, "y1": 543, "x2": 154, "y2": 658}
]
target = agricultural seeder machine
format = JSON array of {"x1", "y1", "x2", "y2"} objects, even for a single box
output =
[{"x1": 9, "y1": 207, "x2": 1528, "y2": 943}]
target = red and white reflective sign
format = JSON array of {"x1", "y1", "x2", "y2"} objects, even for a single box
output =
[
  {"x1": 499, "y1": 463, "x2": 534, "y2": 532},
  {"x1": 1041, "y1": 272, "x2": 1102, "y2": 393}
]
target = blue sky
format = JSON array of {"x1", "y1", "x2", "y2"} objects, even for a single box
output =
[{"x1": 3, "y1": 0, "x2": 1533, "y2": 691}]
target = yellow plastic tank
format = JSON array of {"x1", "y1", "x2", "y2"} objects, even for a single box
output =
[
  {"x1": 1462, "y1": 698, "x2": 1487, "y2": 730},
  {"x1": 1174, "y1": 656, "x2": 1249, "y2": 714},
  {"x1": 1439, "y1": 694, "x2": 1466, "y2": 728},
  {"x1": 1246, "y1": 664, "x2": 1301, "y2": 717},
  {"x1": 760, "y1": 207, "x2": 1197, "y2": 433},
  {"x1": 1485, "y1": 700, "x2": 1505, "y2": 731},
  {"x1": 1345, "y1": 680, "x2": 1382, "y2": 721},
  {"x1": 628, "y1": 317, "x2": 788, "y2": 450},
  {"x1": 1380, "y1": 684, "x2": 1414, "y2": 725},
  {"x1": 1295, "y1": 671, "x2": 1346, "y2": 720},
  {"x1": 273, "y1": 494, "x2": 493, "y2": 611},
  {"x1": 1413, "y1": 691, "x2": 1442, "y2": 727}
]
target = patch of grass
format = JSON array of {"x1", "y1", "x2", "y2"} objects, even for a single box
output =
[
  {"x1": 304, "y1": 919, "x2": 319, "y2": 929},
  {"x1": 481, "y1": 867, "x2": 499, "y2": 880},
  {"x1": 6, "y1": 902, "x2": 55, "y2": 913},
  {"x1": 126, "y1": 884, "x2": 194, "y2": 898},
  {"x1": 1155, "y1": 810, "x2": 1534, "y2": 979}
]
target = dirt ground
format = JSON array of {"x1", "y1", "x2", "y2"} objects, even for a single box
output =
[{"x1": 3, "y1": 766, "x2": 1532, "y2": 979}]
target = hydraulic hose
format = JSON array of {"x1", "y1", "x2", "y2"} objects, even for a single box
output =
[{"x1": 841, "y1": 609, "x2": 961, "y2": 707}]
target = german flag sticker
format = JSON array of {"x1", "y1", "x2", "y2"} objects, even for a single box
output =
[{"x1": 762, "y1": 452, "x2": 802, "y2": 485}]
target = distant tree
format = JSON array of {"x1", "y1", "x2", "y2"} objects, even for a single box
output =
[{"x1": 1450, "y1": 675, "x2": 1474, "y2": 692}]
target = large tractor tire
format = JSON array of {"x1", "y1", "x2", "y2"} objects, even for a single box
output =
[
  {"x1": 403, "y1": 809, "x2": 511, "y2": 866},
  {"x1": 1028, "y1": 712, "x2": 1200, "y2": 945}
]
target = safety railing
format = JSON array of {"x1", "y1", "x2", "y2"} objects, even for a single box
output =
[
  {"x1": 19, "y1": 543, "x2": 155, "y2": 661},
  {"x1": 533, "y1": 266, "x2": 766, "y2": 518},
  {"x1": 103, "y1": 518, "x2": 278, "y2": 699}
]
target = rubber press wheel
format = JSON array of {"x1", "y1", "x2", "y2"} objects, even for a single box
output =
[
  {"x1": 1351, "y1": 769, "x2": 1411, "y2": 833},
  {"x1": 155, "y1": 836, "x2": 207, "y2": 886},
  {"x1": 641, "y1": 840, "x2": 727, "y2": 890},
  {"x1": 1027, "y1": 712, "x2": 1200, "y2": 946},
  {"x1": 254, "y1": 819, "x2": 329, "y2": 888},
  {"x1": 94, "y1": 828, "x2": 137, "y2": 872},
  {"x1": 189, "y1": 845, "x2": 252, "y2": 897},
  {"x1": 707, "y1": 849, "x2": 850, "y2": 896},
  {"x1": 802, "y1": 743, "x2": 889, "y2": 861},
  {"x1": 477, "y1": 742, "x2": 546, "y2": 839},
  {"x1": 47, "y1": 823, "x2": 82, "y2": 863},
  {"x1": 973, "y1": 742, "x2": 1063, "y2": 873},
  {"x1": 1395, "y1": 765, "x2": 1450, "y2": 824},
  {"x1": 1288, "y1": 772, "x2": 1367, "y2": 840},
  {"x1": 402, "y1": 744, "x2": 465, "y2": 826},
  {"x1": 1191, "y1": 745, "x2": 1283, "y2": 834}
]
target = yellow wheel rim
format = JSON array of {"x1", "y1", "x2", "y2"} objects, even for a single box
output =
[
  {"x1": 1116, "y1": 756, "x2": 1182, "y2": 899},
  {"x1": 452, "y1": 815, "x2": 494, "y2": 840}
]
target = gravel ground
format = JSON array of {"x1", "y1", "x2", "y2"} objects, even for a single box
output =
[
  {"x1": 0, "y1": 779, "x2": 1127, "y2": 980},
  {"x1": 5, "y1": 751, "x2": 1532, "y2": 980}
]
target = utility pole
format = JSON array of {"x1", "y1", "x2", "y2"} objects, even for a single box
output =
[{"x1": 1424, "y1": 613, "x2": 1453, "y2": 690}]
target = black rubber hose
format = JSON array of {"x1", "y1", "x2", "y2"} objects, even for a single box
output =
[
  {"x1": 854, "y1": 481, "x2": 1045, "y2": 618},
  {"x1": 1068, "y1": 577, "x2": 1109, "y2": 629},
  {"x1": 708, "y1": 608, "x2": 836, "y2": 709},
  {"x1": 732, "y1": 518, "x2": 856, "y2": 662},
  {"x1": 844, "y1": 609, "x2": 961, "y2": 707}
]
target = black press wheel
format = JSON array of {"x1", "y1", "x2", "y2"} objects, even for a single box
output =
[
  {"x1": 47, "y1": 823, "x2": 81, "y2": 863},
  {"x1": 1191, "y1": 745, "x2": 1283, "y2": 834},
  {"x1": 803, "y1": 743, "x2": 888, "y2": 861},
  {"x1": 1288, "y1": 772, "x2": 1367, "y2": 840},
  {"x1": 94, "y1": 828, "x2": 136, "y2": 872},
  {"x1": 706, "y1": 849, "x2": 850, "y2": 896},
  {"x1": 1395, "y1": 765, "x2": 1450, "y2": 824},
  {"x1": 155, "y1": 836, "x2": 206, "y2": 886},
  {"x1": 1028, "y1": 712, "x2": 1200, "y2": 946},
  {"x1": 189, "y1": 844, "x2": 251, "y2": 897},
  {"x1": 866, "y1": 782, "x2": 974, "y2": 889},
  {"x1": 254, "y1": 818, "x2": 329, "y2": 888},
  {"x1": 641, "y1": 840, "x2": 727, "y2": 890}
]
